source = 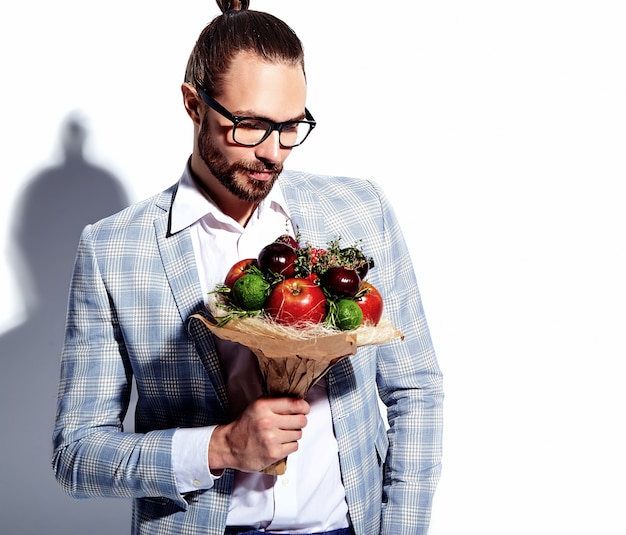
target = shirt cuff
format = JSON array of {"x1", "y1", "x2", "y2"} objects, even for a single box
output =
[{"x1": 172, "y1": 426, "x2": 221, "y2": 493}]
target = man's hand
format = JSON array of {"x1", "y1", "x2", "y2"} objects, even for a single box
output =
[{"x1": 208, "y1": 397, "x2": 310, "y2": 473}]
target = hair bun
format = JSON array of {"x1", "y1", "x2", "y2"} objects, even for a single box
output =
[{"x1": 216, "y1": 0, "x2": 249, "y2": 13}]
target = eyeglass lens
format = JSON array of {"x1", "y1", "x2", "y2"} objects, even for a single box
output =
[{"x1": 233, "y1": 118, "x2": 312, "y2": 148}]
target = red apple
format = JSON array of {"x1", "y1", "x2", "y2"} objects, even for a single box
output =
[
  {"x1": 355, "y1": 282, "x2": 383, "y2": 325},
  {"x1": 224, "y1": 258, "x2": 257, "y2": 288},
  {"x1": 265, "y1": 277, "x2": 327, "y2": 326}
]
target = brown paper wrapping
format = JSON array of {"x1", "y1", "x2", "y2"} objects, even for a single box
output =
[{"x1": 190, "y1": 311, "x2": 403, "y2": 475}]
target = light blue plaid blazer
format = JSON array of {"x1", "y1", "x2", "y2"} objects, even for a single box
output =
[{"x1": 53, "y1": 170, "x2": 443, "y2": 535}]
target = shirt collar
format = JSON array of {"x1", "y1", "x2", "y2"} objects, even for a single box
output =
[{"x1": 170, "y1": 163, "x2": 291, "y2": 234}]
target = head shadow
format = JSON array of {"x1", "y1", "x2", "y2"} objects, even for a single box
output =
[{"x1": 10, "y1": 113, "x2": 129, "y2": 316}]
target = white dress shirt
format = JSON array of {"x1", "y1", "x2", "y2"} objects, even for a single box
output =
[{"x1": 169, "y1": 167, "x2": 349, "y2": 532}]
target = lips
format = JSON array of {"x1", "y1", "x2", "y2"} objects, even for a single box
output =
[
  {"x1": 241, "y1": 163, "x2": 281, "y2": 182},
  {"x1": 248, "y1": 169, "x2": 275, "y2": 181}
]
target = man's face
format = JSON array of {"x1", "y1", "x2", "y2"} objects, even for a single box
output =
[{"x1": 197, "y1": 51, "x2": 307, "y2": 204}]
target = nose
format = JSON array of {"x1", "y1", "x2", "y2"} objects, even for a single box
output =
[{"x1": 254, "y1": 130, "x2": 286, "y2": 163}]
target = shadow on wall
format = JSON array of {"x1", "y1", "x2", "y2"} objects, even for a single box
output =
[{"x1": 0, "y1": 114, "x2": 134, "y2": 535}]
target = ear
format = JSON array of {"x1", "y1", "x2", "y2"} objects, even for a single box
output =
[{"x1": 181, "y1": 82, "x2": 203, "y2": 124}]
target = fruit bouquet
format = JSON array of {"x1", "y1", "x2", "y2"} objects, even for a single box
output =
[{"x1": 189, "y1": 233, "x2": 403, "y2": 474}]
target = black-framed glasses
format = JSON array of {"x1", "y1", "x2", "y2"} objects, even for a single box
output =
[{"x1": 196, "y1": 87, "x2": 316, "y2": 148}]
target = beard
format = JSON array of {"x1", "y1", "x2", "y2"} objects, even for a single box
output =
[{"x1": 198, "y1": 117, "x2": 282, "y2": 203}]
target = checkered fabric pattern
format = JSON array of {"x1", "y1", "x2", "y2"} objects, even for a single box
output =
[{"x1": 52, "y1": 169, "x2": 443, "y2": 535}]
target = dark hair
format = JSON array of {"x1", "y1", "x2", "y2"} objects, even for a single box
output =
[{"x1": 185, "y1": 0, "x2": 305, "y2": 96}]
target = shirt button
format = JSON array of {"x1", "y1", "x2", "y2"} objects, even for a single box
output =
[
  {"x1": 193, "y1": 479, "x2": 202, "y2": 487},
  {"x1": 282, "y1": 477, "x2": 289, "y2": 486}
]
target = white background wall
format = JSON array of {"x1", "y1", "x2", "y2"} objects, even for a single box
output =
[{"x1": 1, "y1": 1, "x2": 625, "y2": 533}]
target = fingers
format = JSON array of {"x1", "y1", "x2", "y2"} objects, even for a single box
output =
[
  {"x1": 265, "y1": 396, "x2": 310, "y2": 416},
  {"x1": 258, "y1": 397, "x2": 309, "y2": 429},
  {"x1": 208, "y1": 397, "x2": 310, "y2": 473}
]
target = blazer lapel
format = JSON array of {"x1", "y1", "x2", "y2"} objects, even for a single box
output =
[{"x1": 153, "y1": 191, "x2": 228, "y2": 414}]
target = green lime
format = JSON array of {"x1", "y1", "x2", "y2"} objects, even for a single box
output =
[
  {"x1": 232, "y1": 273, "x2": 270, "y2": 311},
  {"x1": 334, "y1": 298, "x2": 363, "y2": 331}
]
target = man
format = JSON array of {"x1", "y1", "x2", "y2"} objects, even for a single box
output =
[{"x1": 52, "y1": 2, "x2": 443, "y2": 534}]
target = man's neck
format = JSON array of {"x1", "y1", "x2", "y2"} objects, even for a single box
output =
[{"x1": 189, "y1": 158, "x2": 258, "y2": 227}]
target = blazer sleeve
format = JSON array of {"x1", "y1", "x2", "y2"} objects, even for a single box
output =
[
  {"x1": 51, "y1": 224, "x2": 187, "y2": 510},
  {"x1": 369, "y1": 181, "x2": 444, "y2": 534}
]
